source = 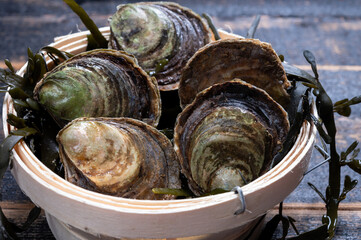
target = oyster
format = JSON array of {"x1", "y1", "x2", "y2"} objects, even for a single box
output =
[
  {"x1": 179, "y1": 38, "x2": 291, "y2": 108},
  {"x1": 57, "y1": 117, "x2": 181, "y2": 200},
  {"x1": 108, "y1": 2, "x2": 211, "y2": 91},
  {"x1": 33, "y1": 49, "x2": 161, "y2": 127},
  {"x1": 174, "y1": 80, "x2": 289, "y2": 196}
]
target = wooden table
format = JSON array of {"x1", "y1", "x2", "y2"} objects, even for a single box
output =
[{"x1": 0, "y1": 0, "x2": 360, "y2": 239}]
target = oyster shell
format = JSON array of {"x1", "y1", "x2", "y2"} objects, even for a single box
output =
[
  {"x1": 179, "y1": 38, "x2": 291, "y2": 108},
  {"x1": 109, "y1": 2, "x2": 211, "y2": 91},
  {"x1": 57, "y1": 117, "x2": 181, "y2": 200},
  {"x1": 33, "y1": 49, "x2": 161, "y2": 127},
  {"x1": 174, "y1": 80, "x2": 289, "y2": 195}
]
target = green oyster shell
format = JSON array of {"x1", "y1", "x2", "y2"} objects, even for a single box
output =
[
  {"x1": 174, "y1": 80, "x2": 289, "y2": 196},
  {"x1": 57, "y1": 117, "x2": 181, "y2": 200},
  {"x1": 109, "y1": 2, "x2": 211, "y2": 91},
  {"x1": 179, "y1": 38, "x2": 291, "y2": 108},
  {"x1": 33, "y1": 49, "x2": 161, "y2": 127}
]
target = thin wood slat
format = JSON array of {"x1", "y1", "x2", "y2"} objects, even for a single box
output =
[
  {"x1": 0, "y1": 202, "x2": 54, "y2": 239},
  {"x1": 1, "y1": 202, "x2": 360, "y2": 239},
  {"x1": 3, "y1": 62, "x2": 361, "y2": 72},
  {"x1": 267, "y1": 203, "x2": 361, "y2": 239}
]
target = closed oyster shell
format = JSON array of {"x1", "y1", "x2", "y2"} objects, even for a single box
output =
[
  {"x1": 179, "y1": 38, "x2": 291, "y2": 108},
  {"x1": 33, "y1": 49, "x2": 161, "y2": 127},
  {"x1": 174, "y1": 80, "x2": 289, "y2": 196},
  {"x1": 57, "y1": 117, "x2": 181, "y2": 200},
  {"x1": 109, "y1": 2, "x2": 211, "y2": 91}
]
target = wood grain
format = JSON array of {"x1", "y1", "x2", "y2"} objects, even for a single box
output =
[
  {"x1": 1, "y1": 202, "x2": 360, "y2": 239},
  {"x1": 0, "y1": 61, "x2": 25, "y2": 71},
  {"x1": 3, "y1": 62, "x2": 361, "y2": 72},
  {"x1": 0, "y1": 202, "x2": 55, "y2": 239},
  {"x1": 267, "y1": 203, "x2": 361, "y2": 239}
]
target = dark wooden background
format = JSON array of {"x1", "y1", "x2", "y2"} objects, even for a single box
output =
[{"x1": 0, "y1": 0, "x2": 360, "y2": 239}]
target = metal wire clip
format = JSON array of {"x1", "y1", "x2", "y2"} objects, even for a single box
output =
[{"x1": 233, "y1": 186, "x2": 246, "y2": 215}]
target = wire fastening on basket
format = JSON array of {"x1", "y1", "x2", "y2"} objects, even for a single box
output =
[{"x1": 233, "y1": 186, "x2": 246, "y2": 215}]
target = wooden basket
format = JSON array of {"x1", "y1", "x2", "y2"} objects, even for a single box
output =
[{"x1": 2, "y1": 27, "x2": 316, "y2": 240}]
